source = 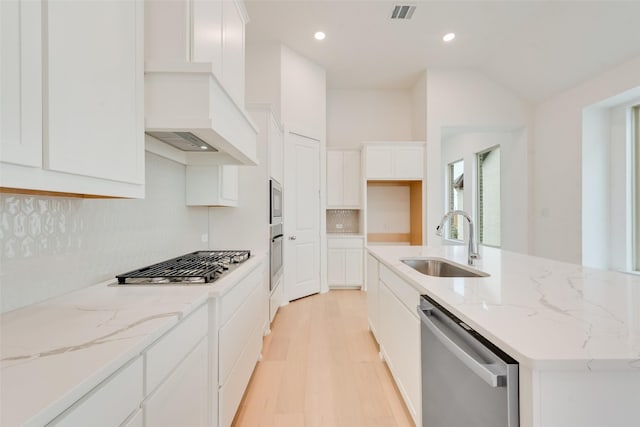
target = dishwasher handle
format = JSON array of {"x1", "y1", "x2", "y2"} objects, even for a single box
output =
[{"x1": 418, "y1": 305, "x2": 507, "y2": 388}]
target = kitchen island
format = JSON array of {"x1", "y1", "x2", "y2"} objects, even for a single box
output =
[{"x1": 367, "y1": 245, "x2": 640, "y2": 427}]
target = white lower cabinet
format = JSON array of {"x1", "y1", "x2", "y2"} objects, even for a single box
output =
[
  {"x1": 369, "y1": 258, "x2": 421, "y2": 426},
  {"x1": 49, "y1": 357, "x2": 143, "y2": 427},
  {"x1": 144, "y1": 338, "x2": 209, "y2": 427},
  {"x1": 212, "y1": 259, "x2": 268, "y2": 427},
  {"x1": 327, "y1": 236, "x2": 364, "y2": 288},
  {"x1": 366, "y1": 253, "x2": 379, "y2": 338}
]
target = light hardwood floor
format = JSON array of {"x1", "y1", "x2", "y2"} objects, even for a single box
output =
[{"x1": 232, "y1": 290, "x2": 414, "y2": 427}]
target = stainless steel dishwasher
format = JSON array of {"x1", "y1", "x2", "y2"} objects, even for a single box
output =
[{"x1": 418, "y1": 295, "x2": 519, "y2": 427}]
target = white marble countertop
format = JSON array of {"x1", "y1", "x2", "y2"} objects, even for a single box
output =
[
  {"x1": 367, "y1": 245, "x2": 640, "y2": 371},
  {"x1": 0, "y1": 253, "x2": 266, "y2": 427}
]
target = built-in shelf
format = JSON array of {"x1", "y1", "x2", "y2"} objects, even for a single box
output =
[{"x1": 366, "y1": 180, "x2": 422, "y2": 245}]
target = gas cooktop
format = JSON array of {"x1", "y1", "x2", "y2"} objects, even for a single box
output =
[{"x1": 115, "y1": 250, "x2": 251, "y2": 285}]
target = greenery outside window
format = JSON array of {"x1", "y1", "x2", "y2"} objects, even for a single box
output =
[
  {"x1": 447, "y1": 160, "x2": 464, "y2": 240},
  {"x1": 477, "y1": 146, "x2": 501, "y2": 247}
]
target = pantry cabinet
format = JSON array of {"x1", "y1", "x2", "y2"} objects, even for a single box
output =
[
  {"x1": 327, "y1": 149, "x2": 361, "y2": 207},
  {"x1": 327, "y1": 236, "x2": 364, "y2": 288},
  {"x1": 186, "y1": 165, "x2": 239, "y2": 206},
  {"x1": 0, "y1": 0, "x2": 145, "y2": 198},
  {"x1": 364, "y1": 142, "x2": 424, "y2": 180}
]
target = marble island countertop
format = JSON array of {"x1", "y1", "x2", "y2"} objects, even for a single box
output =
[
  {"x1": 0, "y1": 253, "x2": 265, "y2": 427},
  {"x1": 367, "y1": 245, "x2": 640, "y2": 371}
]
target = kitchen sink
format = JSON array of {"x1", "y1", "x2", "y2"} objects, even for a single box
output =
[{"x1": 401, "y1": 258, "x2": 490, "y2": 278}]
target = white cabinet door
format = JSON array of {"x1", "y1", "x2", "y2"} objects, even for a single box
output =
[
  {"x1": 326, "y1": 150, "x2": 344, "y2": 207},
  {"x1": 222, "y1": 0, "x2": 245, "y2": 106},
  {"x1": 327, "y1": 248, "x2": 345, "y2": 285},
  {"x1": 0, "y1": 0, "x2": 41, "y2": 168},
  {"x1": 45, "y1": 0, "x2": 143, "y2": 184},
  {"x1": 366, "y1": 254, "x2": 379, "y2": 336},
  {"x1": 365, "y1": 144, "x2": 424, "y2": 180},
  {"x1": 269, "y1": 114, "x2": 283, "y2": 183},
  {"x1": 342, "y1": 150, "x2": 361, "y2": 207},
  {"x1": 365, "y1": 147, "x2": 393, "y2": 179},
  {"x1": 394, "y1": 146, "x2": 424, "y2": 179},
  {"x1": 378, "y1": 279, "x2": 421, "y2": 426},
  {"x1": 186, "y1": 165, "x2": 238, "y2": 206},
  {"x1": 192, "y1": 0, "x2": 223, "y2": 78},
  {"x1": 144, "y1": 339, "x2": 209, "y2": 427},
  {"x1": 345, "y1": 248, "x2": 363, "y2": 285}
]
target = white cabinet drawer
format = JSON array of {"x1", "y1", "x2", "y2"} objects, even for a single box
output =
[
  {"x1": 218, "y1": 320, "x2": 263, "y2": 427},
  {"x1": 219, "y1": 278, "x2": 264, "y2": 385},
  {"x1": 379, "y1": 264, "x2": 420, "y2": 317},
  {"x1": 144, "y1": 338, "x2": 208, "y2": 427},
  {"x1": 327, "y1": 237, "x2": 364, "y2": 249},
  {"x1": 220, "y1": 263, "x2": 265, "y2": 325},
  {"x1": 145, "y1": 304, "x2": 208, "y2": 395},
  {"x1": 49, "y1": 356, "x2": 143, "y2": 427}
]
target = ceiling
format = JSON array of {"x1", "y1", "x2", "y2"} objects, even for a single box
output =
[{"x1": 244, "y1": 0, "x2": 640, "y2": 102}]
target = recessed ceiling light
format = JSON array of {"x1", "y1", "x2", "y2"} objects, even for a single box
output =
[
  {"x1": 314, "y1": 31, "x2": 326, "y2": 41},
  {"x1": 443, "y1": 32, "x2": 456, "y2": 42},
  {"x1": 200, "y1": 145, "x2": 208, "y2": 150}
]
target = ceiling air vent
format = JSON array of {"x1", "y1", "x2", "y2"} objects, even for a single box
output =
[{"x1": 390, "y1": 4, "x2": 416, "y2": 20}]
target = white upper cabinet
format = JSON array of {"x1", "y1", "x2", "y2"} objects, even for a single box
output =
[
  {"x1": 144, "y1": 0, "x2": 258, "y2": 166},
  {"x1": 45, "y1": 0, "x2": 143, "y2": 184},
  {"x1": 186, "y1": 165, "x2": 238, "y2": 206},
  {"x1": 222, "y1": 0, "x2": 245, "y2": 106},
  {"x1": 269, "y1": 113, "x2": 284, "y2": 184},
  {"x1": 327, "y1": 149, "x2": 361, "y2": 208},
  {"x1": 0, "y1": 0, "x2": 145, "y2": 198},
  {"x1": 1, "y1": 0, "x2": 42, "y2": 168},
  {"x1": 364, "y1": 142, "x2": 425, "y2": 180}
]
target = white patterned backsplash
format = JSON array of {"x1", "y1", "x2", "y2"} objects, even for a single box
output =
[{"x1": 0, "y1": 153, "x2": 209, "y2": 313}]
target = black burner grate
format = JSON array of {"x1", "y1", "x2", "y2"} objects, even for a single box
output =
[{"x1": 116, "y1": 250, "x2": 250, "y2": 284}]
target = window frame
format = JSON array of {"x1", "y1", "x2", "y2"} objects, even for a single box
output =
[
  {"x1": 446, "y1": 158, "x2": 464, "y2": 242},
  {"x1": 633, "y1": 105, "x2": 640, "y2": 271},
  {"x1": 476, "y1": 145, "x2": 502, "y2": 248}
]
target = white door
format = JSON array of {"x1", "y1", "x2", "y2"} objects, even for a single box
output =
[{"x1": 284, "y1": 131, "x2": 320, "y2": 301}]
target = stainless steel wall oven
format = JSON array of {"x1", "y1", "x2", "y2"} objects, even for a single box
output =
[{"x1": 270, "y1": 223, "x2": 283, "y2": 291}]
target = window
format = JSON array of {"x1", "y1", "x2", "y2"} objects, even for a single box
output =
[
  {"x1": 447, "y1": 159, "x2": 464, "y2": 240},
  {"x1": 477, "y1": 146, "x2": 501, "y2": 247},
  {"x1": 634, "y1": 106, "x2": 640, "y2": 270}
]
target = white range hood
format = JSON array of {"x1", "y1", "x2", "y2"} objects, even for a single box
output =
[{"x1": 145, "y1": 62, "x2": 258, "y2": 165}]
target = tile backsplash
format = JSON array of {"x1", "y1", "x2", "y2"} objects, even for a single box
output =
[
  {"x1": 326, "y1": 209, "x2": 360, "y2": 233},
  {"x1": 0, "y1": 152, "x2": 209, "y2": 313}
]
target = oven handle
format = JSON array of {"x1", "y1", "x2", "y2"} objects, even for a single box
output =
[
  {"x1": 418, "y1": 305, "x2": 506, "y2": 388},
  {"x1": 271, "y1": 234, "x2": 283, "y2": 243}
]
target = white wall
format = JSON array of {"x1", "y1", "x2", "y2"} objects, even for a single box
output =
[
  {"x1": 533, "y1": 56, "x2": 640, "y2": 264},
  {"x1": 426, "y1": 69, "x2": 532, "y2": 252},
  {"x1": 281, "y1": 46, "x2": 327, "y2": 140},
  {"x1": 412, "y1": 72, "x2": 427, "y2": 141},
  {"x1": 245, "y1": 43, "x2": 282, "y2": 118},
  {"x1": 0, "y1": 153, "x2": 209, "y2": 313},
  {"x1": 327, "y1": 89, "x2": 413, "y2": 148},
  {"x1": 208, "y1": 108, "x2": 272, "y2": 255}
]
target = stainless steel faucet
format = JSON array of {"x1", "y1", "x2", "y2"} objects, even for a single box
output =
[{"x1": 436, "y1": 210, "x2": 480, "y2": 265}]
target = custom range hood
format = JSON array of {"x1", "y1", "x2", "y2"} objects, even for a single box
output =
[
  {"x1": 145, "y1": 62, "x2": 258, "y2": 165},
  {"x1": 144, "y1": 0, "x2": 258, "y2": 165}
]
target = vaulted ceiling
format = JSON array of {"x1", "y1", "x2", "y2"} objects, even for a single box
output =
[{"x1": 245, "y1": 1, "x2": 640, "y2": 102}]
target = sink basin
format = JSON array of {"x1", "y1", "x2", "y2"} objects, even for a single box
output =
[{"x1": 401, "y1": 258, "x2": 490, "y2": 278}]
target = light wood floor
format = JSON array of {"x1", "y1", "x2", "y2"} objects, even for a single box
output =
[{"x1": 232, "y1": 290, "x2": 414, "y2": 427}]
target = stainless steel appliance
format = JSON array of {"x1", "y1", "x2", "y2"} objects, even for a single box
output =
[
  {"x1": 269, "y1": 223, "x2": 283, "y2": 291},
  {"x1": 270, "y1": 179, "x2": 282, "y2": 225},
  {"x1": 116, "y1": 250, "x2": 250, "y2": 285},
  {"x1": 418, "y1": 295, "x2": 519, "y2": 427}
]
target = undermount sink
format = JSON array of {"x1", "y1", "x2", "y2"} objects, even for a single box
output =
[{"x1": 401, "y1": 258, "x2": 490, "y2": 278}]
